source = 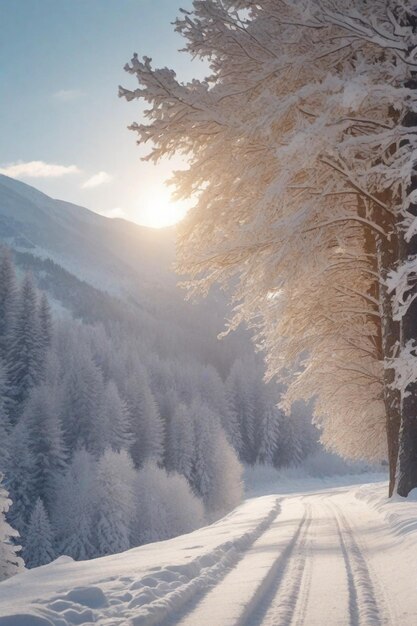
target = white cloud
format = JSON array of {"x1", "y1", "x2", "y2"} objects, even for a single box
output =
[
  {"x1": 0, "y1": 160, "x2": 81, "y2": 179},
  {"x1": 53, "y1": 89, "x2": 84, "y2": 102},
  {"x1": 82, "y1": 171, "x2": 113, "y2": 189}
]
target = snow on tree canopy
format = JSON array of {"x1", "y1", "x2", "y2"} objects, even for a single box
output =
[{"x1": 121, "y1": 0, "x2": 417, "y2": 496}]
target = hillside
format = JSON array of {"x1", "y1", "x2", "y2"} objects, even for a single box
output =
[
  {"x1": 0, "y1": 175, "x2": 250, "y2": 376},
  {"x1": 0, "y1": 174, "x2": 175, "y2": 298},
  {"x1": 0, "y1": 176, "x2": 321, "y2": 578}
]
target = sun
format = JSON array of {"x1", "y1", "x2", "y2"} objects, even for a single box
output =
[{"x1": 138, "y1": 186, "x2": 188, "y2": 229}]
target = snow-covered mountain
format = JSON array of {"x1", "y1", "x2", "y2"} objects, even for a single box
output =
[
  {"x1": 0, "y1": 174, "x2": 175, "y2": 299},
  {"x1": 0, "y1": 174, "x2": 250, "y2": 378}
]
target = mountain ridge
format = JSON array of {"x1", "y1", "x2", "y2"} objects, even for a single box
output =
[
  {"x1": 0, "y1": 174, "x2": 176, "y2": 298},
  {"x1": 0, "y1": 174, "x2": 248, "y2": 377}
]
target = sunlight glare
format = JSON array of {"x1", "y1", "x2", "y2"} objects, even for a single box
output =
[{"x1": 138, "y1": 186, "x2": 188, "y2": 229}]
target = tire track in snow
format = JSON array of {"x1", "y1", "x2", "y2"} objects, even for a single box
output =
[
  {"x1": 291, "y1": 506, "x2": 314, "y2": 626},
  {"x1": 263, "y1": 503, "x2": 314, "y2": 626},
  {"x1": 258, "y1": 495, "x2": 393, "y2": 626},
  {"x1": 115, "y1": 498, "x2": 282, "y2": 626},
  {"x1": 328, "y1": 499, "x2": 392, "y2": 626},
  {"x1": 280, "y1": 495, "x2": 354, "y2": 626},
  {"x1": 238, "y1": 501, "x2": 312, "y2": 626},
  {"x1": 16, "y1": 500, "x2": 283, "y2": 626},
  {"x1": 129, "y1": 495, "x2": 393, "y2": 626}
]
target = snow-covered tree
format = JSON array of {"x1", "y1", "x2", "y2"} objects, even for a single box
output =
[
  {"x1": 7, "y1": 273, "x2": 41, "y2": 421},
  {"x1": 61, "y1": 344, "x2": 105, "y2": 454},
  {"x1": 94, "y1": 449, "x2": 136, "y2": 557},
  {"x1": 188, "y1": 399, "x2": 242, "y2": 514},
  {"x1": 226, "y1": 358, "x2": 257, "y2": 463},
  {"x1": 0, "y1": 360, "x2": 11, "y2": 474},
  {"x1": 100, "y1": 381, "x2": 133, "y2": 454},
  {"x1": 197, "y1": 364, "x2": 239, "y2": 448},
  {"x1": 275, "y1": 414, "x2": 304, "y2": 469},
  {"x1": 121, "y1": 1, "x2": 417, "y2": 496},
  {"x1": 207, "y1": 429, "x2": 243, "y2": 518},
  {"x1": 5, "y1": 422, "x2": 36, "y2": 536},
  {"x1": 0, "y1": 248, "x2": 16, "y2": 362},
  {"x1": 53, "y1": 448, "x2": 96, "y2": 560},
  {"x1": 133, "y1": 461, "x2": 205, "y2": 545},
  {"x1": 257, "y1": 404, "x2": 281, "y2": 466},
  {"x1": 23, "y1": 498, "x2": 55, "y2": 569},
  {"x1": 166, "y1": 402, "x2": 194, "y2": 480},
  {"x1": 37, "y1": 293, "x2": 53, "y2": 377},
  {"x1": 124, "y1": 372, "x2": 163, "y2": 466},
  {"x1": 23, "y1": 384, "x2": 67, "y2": 507},
  {"x1": 0, "y1": 474, "x2": 24, "y2": 581}
]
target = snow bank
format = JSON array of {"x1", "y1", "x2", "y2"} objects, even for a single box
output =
[
  {"x1": 355, "y1": 482, "x2": 417, "y2": 540},
  {"x1": 1, "y1": 473, "x2": 395, "y2": 626},
  {"x1": 0, "y1": 495, "x2": 279, "y2": 625}
]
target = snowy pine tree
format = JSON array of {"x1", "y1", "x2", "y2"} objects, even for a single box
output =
[
  {"x1": 226, "y1": 359, "x2": 256, "y2": 464},
  {"x1": 198, "y1": 364, "x2": 242, "y2": 452},
  {"x1": 257, "y1": 404, "x2": 281, "y2": 466},
  {"x1": 0, "y1": 248, "x2": 16, "y2": 363},
  {"x1": 37, "y1": 292, "x2": 53, "y2": 378},
  {"x1": 124, "y1": 371, "x2": 164, "y2": 467},
  {"x1": 23, "y1": 498, "x2": 55, "y2": 569},
  {"x1": 275, "y1": 414, "x2": 304, "y2": 469},
  {"x1": 0, "y1": 359, "x2": 11, "y2": 474},
  {"x1": 53, "y1": 448, "x2": 96, "y2": 560},
  {"x1": 133, "y1": 462, "x2": 205, "y2": 545},
  {"x1": 5, "y1": 421, "x2": 36, "y2": 536},
  {"x1": 101, "y1": 381, "x2": 133, "y2": 454},
  {"x1": 61, "y1": 344, "x2": 105, "y2": 454},
  {"x1": 0, "y1": 473, "x2": 24, "y2": 581},
  {"x1": 189, "y1": 399, "x2": 242, "y2": 514},
  {"x1": 94, "y1": 449, "x2": 136, "y2": 557},
  {"x1": 23, "y1": 384, "x2": 67, "y2": 508},
  {"x1": 7, "y1": 273, "x2": 41, "y2": 422},
  {"x1": 167, "y1": 402, "x2": 194, "y2": 481},
  {"x1": 207, "y1": 430, "x2": 242, "y2": 518}
]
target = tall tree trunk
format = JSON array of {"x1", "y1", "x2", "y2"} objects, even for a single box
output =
[
  {"x1": 369, "y1": 203, "x2": 401, "y2": 497},
  {"x1": 396, "y1": 63, "x2": 417, "y2": 496},
  {"x1": 381, "y1": 300, "x2": 401, "y2": 497},
  {"x1": 396, "y1": 223, "x2": 417, "y2": 495}
]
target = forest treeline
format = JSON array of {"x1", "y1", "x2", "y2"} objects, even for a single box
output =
[{"x1": 0, "y1": 247, "x2": 316, "y2": 578}]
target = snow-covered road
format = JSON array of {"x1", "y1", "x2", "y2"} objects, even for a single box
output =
[
  {"x1": 172, "y1": 488, "x2": 401, "y2": 626},
  {"x1": 1, "y1": 478, "x2": 416, "y2": 625}
]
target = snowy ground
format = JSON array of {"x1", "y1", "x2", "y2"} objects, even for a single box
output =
[{"x1": 1, "y1": 472, "x2": 417, "y2": 625}]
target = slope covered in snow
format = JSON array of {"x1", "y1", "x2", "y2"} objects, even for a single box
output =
[
  {"x1": 0, "y1": 173, "x2": 175, "y2": 297},
  {"x1": 0, "y1": 174, "x2": 251, "y2": 377},
  {"x1": 3, "y1": 474, "x2": 417, "y2": 626}
]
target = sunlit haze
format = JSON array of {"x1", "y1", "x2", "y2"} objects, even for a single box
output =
[{"x1": 137, "y1": 185, "x2": 190, "y2": 229}]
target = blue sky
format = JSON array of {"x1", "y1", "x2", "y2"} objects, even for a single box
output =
[{"x1": 0, "y1": 0, "x2": 204, "y2": 226}]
